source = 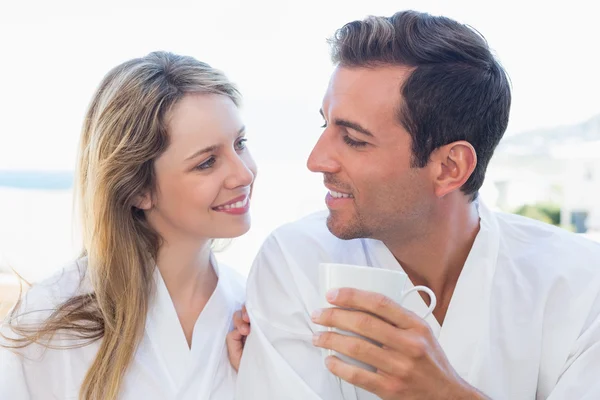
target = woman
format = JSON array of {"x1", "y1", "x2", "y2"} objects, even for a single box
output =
[{"x1": 0, "y1": 51, "x2": 256, "y2": 399}]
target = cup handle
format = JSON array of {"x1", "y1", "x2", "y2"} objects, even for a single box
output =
[{"x1": 400, "y1": 286, "x2": 437, "y2": 319}]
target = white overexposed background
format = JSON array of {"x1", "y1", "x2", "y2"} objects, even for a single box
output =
[{"x1": 0, "y1": 0, "x2": 599, "y2": 282}]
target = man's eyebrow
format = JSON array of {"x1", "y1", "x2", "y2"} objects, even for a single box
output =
[
  {"x1": 319, "y1": 108, "x2": 374, "y2": 138},
  {"x1": 334, "y1": 119, "x2": 374, "y2": 137}
]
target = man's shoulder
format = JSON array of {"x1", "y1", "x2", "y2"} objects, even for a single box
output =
[
  {"x1": 494, "y1": 210, "x2": 600, "y2": 277},
  {"x1": 263, "y1": 210, "x2": 360, "y2": 256},
  {"x1": 270, "y1": 210, "x2": 331, "y2": 240},
  {"x1": 249, "y1": 211, "x2": 365, "y2": 291},
  {"x1": 215, "y1": 262, "x2": 246, "y2": 305}
]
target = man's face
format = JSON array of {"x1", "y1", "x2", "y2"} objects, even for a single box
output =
[{"x1": 307, "y1": 65, "x2": 435, "y2": 241}]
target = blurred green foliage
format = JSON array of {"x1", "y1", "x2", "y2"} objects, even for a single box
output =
[{"x1": 513, "y1": 203, "x2": 561, "y2": 226}]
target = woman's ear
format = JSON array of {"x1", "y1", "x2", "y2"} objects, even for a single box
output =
[{"x1": 133, "y1": 191, "x2": 153, "y2": 210}]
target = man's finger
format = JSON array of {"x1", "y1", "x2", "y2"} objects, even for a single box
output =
[
  {"x1": 324, "y1": 355, "x2": 391, "y2": 399},
  {"x1": 311, "y1": 307, "x2": 407, "y2": 351},
  {"x1": 325, "y1": 288, "x2": 423, "y2": 329},
  {"x1": 313, "y1": 331, "x2": 405, "y2": 375}
]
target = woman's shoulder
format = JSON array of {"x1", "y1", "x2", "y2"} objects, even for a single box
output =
[{"x1": 7, "y1": 258, "x2": 90, "y2": 325}]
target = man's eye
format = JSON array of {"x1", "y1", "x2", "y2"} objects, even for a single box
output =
[{"x1": 343, "y1": 135, "x2": 368, "y2": 148}]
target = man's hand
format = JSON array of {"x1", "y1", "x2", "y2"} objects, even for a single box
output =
[
  {"x1": 311, "y1": 288, "x2": 489, "y2": 400},
  {"x1": 226, "y1": 304, "x2": 251, "y2": 372}
]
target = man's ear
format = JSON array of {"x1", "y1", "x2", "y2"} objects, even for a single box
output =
[{"x1": 429, "y1": 141, "x2": 477, "y2": 198}]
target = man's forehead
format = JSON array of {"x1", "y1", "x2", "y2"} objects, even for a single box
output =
[
  {"x1": 323, "y1": 65, "x2": 411, "y2": 126},
  {"x1": 328, "y1": 65, "x2": 409, "y2": 94}
]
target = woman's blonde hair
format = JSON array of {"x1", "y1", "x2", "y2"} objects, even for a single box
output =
[{"x1": 2, "y1": 51, "x2": 240, "y2": 399}]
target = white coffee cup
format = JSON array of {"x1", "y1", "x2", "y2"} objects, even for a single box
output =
[{"x1": 318, "y1": 262, "x2": 436, "y2": 372}]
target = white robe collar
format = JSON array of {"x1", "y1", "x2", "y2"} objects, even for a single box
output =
[
  {"x1": 365, "y1": 200, "x2": 500, "y2": 380},
  {"x1": 144, "y1": 253, "x2": 234, "y2": 395}
]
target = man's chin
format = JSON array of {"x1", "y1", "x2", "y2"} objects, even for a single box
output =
[{"x1": 326, "y1": 213, "x2": 364, "y2": 241}]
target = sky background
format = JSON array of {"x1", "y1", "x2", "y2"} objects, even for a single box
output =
[
  {"x1": 0, "y1": 0, "x2": 599, "y2": 280},
  {"x1": 1, "y1": 0, "x2": 599, "y2": 171}
]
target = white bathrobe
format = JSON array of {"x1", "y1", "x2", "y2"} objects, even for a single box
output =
[
  {"x1": 236, "y1": 201, "x2": 600, "y2": 399},
  {"x1": 0, "y1": 254, "x2": 245, "y2": 400}
]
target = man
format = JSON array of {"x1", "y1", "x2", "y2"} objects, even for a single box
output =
[{"x1": 231, "y1": 10, "x2": 600, "y2": 399}]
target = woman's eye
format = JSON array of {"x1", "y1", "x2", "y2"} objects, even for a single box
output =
[
  {"x1": 196, "y1": 156, "x2": 216, "y2": 170},
  {"x1": 235, "y1": 138, "x2": 248, "y2": 151}
]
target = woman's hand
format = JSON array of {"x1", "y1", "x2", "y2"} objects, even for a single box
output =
[{"x1": 226, "y1": 304, "x2": 251, "y2": 372}]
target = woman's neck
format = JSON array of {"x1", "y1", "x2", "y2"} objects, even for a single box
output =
[
  {"x1": 155, "y1": 239, "x2": 217, "y2": 306},
  {"x1": 155, "y1": 239, "x2": 218, "y2": 347}
]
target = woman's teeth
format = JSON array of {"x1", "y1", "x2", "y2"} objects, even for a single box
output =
[{"x1": 215, "y1": 197, "x2": 248, "y2": 210}]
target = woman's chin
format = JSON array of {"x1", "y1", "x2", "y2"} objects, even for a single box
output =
[{"x1": 211, "y1": 221, "x2": 252, "y2": 240}]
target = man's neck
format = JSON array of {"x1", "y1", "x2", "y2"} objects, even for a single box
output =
[{"x1": 384, "y1": 200, "x2": 481, "y2": 324}]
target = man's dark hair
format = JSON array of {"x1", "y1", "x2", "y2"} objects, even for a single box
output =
[{"x1": 329, "y1": 10, "x2": 511, "y2": 199}]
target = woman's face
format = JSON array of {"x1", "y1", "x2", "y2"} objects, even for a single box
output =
[{"x1": 141, "y1": 93, "x2": 257, "y2": 244}]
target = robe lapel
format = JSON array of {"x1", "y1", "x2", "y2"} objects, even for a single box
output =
[
  {"x1": 364, "y1": 201, "x2": 500, "y2": 381},
  {"x1": 436, "y1": 201, "x2": 500, "y2": 380},
  {"x1": 366, "y1": 240, "x2": 442, "y2": 337},
  {"x1": 145, "y1": 266, "x2": 191, "y2": 392},
  {"x1": 183, "y1": 254, "x2": 234, "y2": 398}
]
